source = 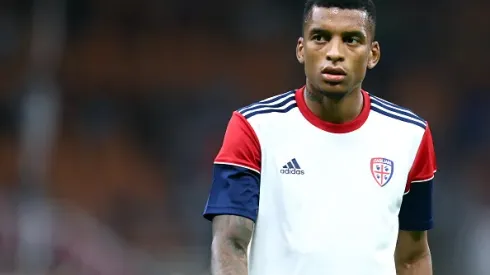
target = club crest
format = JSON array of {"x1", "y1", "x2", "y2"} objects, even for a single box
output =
[{"x1": 370, "y1": 158, "x2": 394, "y2": 187}]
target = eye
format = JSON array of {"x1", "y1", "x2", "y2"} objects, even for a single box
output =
[
  {"x1": 345, "y1": 37, "x2": 361, "y2": 45},
  {"x1": 312, "y1": 34, "x2": 326, "y2": 43}
]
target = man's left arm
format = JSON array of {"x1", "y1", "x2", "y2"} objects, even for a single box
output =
[
  {"x1": 396, "y1": 124, "x2": 437, "y2": 275},
  {"x1": 395, "y1": 230, "x2": 432, "y2": 275}
]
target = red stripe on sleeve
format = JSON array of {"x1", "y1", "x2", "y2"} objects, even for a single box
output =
[
  {"x1": 214, "y1": 112, "x2": 261, "y2": 173},
  {"x1": 405, "y1": 124, "x2": 437, "y2": 192}
]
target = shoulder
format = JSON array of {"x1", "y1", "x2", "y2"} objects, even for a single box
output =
[
  {"x1": 368, "y1": 93, "x2": 427, "y2": 131},
  {"x1": 236, "y1": 90, "x2": 298, "y2": 120}
]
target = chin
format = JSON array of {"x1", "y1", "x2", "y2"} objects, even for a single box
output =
[{"x1": 317, "y1": 84, "x2": 350, "y2": 100}]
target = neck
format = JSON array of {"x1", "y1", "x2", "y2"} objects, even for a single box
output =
[{"x1": 304, "y1": 85, "x2": 364, "y2": 124}]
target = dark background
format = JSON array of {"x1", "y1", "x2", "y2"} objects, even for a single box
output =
[{"x1": 0, "y1": 0, "x2": 488, "y2": 274}]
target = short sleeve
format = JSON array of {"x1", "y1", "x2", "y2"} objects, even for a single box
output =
[
  {"x1": 202, "y1": 112, "x2": 261, "y2": 222},
  {"x1": 399, "y1": 124, "x2": 437, "y2": 231}
]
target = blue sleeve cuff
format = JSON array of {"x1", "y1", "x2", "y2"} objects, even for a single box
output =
[
  {"x1": 203, "y1": 164, "x2": 260, "y2": 222},
  {"x1": 203, "y1": 206, "x2": 257, "y2": 222},
  {"x1": 399, "y1": 179, "x2": 433, "y2": 231},
  {"x1": 399, "y1": 219, "x2": 433, "y2": 231}
]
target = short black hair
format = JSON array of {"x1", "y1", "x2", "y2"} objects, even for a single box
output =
[{"x1": 303, "y1": 0, "x2": 377, "y2": 37}]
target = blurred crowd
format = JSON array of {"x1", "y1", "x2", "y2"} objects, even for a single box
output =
[{"x1": 0, "y1": 0, "x2": 488, "y2": 274}]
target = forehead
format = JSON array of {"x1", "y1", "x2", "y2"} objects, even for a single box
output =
[{"x1": 306, "y1": 6, "x2": 369, "y2": 33}]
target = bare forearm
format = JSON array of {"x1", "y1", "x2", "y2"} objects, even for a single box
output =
[
  {"x1": 396, "y1": 253, "x2": 432, "y2": 275},
  {"x1": 211, "y1": 238, "x2": 248, "y2": 275},
  {"x1": 210, "y1": 215, "x2": 254, "y2": 275}
]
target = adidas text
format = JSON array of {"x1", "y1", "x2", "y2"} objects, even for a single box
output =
[{"x1": 280, "y1": 168, "x2": 305, "y2": 175}]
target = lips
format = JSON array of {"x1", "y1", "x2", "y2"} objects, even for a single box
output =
[
  {"x1": 321, "y1": 66, "x2": 346, "y2": 75},
  {"x1": 321, "y1": 66, "x2": 346, "y2": 83}
]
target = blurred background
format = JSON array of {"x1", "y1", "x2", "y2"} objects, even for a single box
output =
[{"x1": 0, "y1": 0, "x2": 488, "y2": 274}]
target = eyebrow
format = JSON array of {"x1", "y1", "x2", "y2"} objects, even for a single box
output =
[{"x1": 309, "y1": 28, "x2": 366, "y2": 39}]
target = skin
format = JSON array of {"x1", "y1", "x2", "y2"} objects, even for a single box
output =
[
  {"x1": 211, "y1": 215, "x2": 254, "y2": 275},
  {"x1": 296, "y1": 6, "x2": 380, "y2": 123},
  {"x1": 210, "y1": 6, "x2": 431, "y2": 275},
  {"x1": 395, "y1": 231, "x2": 433, "y2": 275}
]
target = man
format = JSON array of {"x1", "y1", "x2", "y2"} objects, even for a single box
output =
[{"x1": 202, "y1": 0, "x2": 437, "y2": 274}]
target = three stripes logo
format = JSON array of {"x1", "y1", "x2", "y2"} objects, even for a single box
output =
[{"x1": 280, "y1": 158, "x2": 305, "y2": 175}]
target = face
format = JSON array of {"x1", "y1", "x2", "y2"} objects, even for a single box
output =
[{"x1": 296, "y1": 7, "x2": 380, "y2": 96}]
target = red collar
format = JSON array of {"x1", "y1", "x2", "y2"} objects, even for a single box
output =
[{"x1": 295, "y1": 86, "x2": 370, "y2": 133}]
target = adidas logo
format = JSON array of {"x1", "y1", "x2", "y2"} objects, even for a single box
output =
[{"x1": 280, "y1": 158, "x2": 305, "y2": 175}]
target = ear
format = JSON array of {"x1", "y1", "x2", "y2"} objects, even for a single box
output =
[
  {"x1": 296, "y1": 37, "x2": 305, "y2": 64},
  {"x1": 367, "y1": 41, "x2": 381, "y2": 69}
]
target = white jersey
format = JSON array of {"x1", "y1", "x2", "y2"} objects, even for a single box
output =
[{"x1": 203, "y1": 86, "x2": 437, "y2": 275}]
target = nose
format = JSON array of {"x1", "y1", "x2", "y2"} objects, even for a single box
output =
[{"x1": 326, "y1": 37, "x2": 344, "y2": 63}]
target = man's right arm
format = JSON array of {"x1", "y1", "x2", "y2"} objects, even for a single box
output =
[
  {"x1": 211, "y1": 215, "x2": 254, "y2": 275},
  {"x1": 203, "y1": 112, "x2": 261, "y2": 275}
]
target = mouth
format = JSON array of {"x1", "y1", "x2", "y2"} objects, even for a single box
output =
[
  {"x1": 321, "y1": 66, "x2": 347, "y2": 83},
  {"x1": 321, "y1": 66, "x2": 347, "y2": 75}
]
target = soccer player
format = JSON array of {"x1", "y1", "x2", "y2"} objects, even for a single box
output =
[{"x1": 202, "y1": 0, "x2": 437, "y2": 274}]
